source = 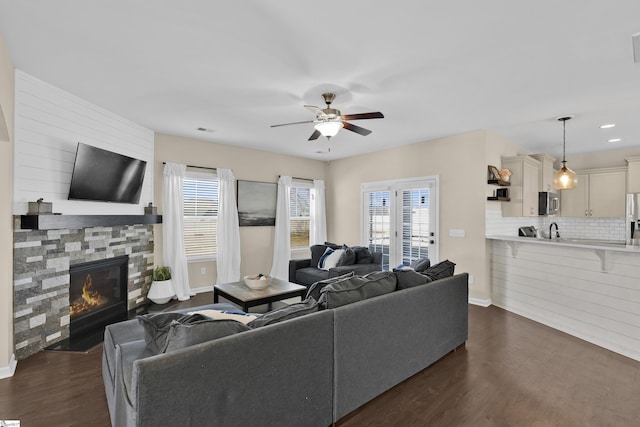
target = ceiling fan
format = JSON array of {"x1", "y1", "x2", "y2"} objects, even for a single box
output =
[{"x1": 271, "y1": 93, "x2": 384, "y2": 141}]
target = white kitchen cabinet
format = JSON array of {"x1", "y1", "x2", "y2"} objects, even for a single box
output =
[
  {"x1": 560, "y1": 168, "x2": 627, "y2": 217},
  {"x1": 501, "y1": 155, "x2": 540, "y2": 217},
  {"x1": 530, "y1": 153, "x2": 556, "y2": 192}
]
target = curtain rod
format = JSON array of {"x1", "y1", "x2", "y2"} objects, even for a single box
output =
[
  {"x1": 279, "y1": 175, "x2": 314, "y2": 182},
  {"x1": 162, "y1": 162, "x2": 217, "y2": 171}
]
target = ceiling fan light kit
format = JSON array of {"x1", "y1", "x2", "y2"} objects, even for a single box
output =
[
  {"x1": 271, "y1": 92, "x2": 384, "y2": 141},
  {"x1": 314, "y1": 121, "x2": 343, "y2": 138},
  {"x1": 553, "y1": 116, "x2": 578, "y2": 190}
]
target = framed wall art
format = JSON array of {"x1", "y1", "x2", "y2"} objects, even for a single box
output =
[{"x1": 237, "y1": 180, "x2": 277, "y2": 226}]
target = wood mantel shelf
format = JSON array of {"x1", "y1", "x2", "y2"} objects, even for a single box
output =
[{"x1": 19, "y1": 214, "x2": 162, "y2": 230}]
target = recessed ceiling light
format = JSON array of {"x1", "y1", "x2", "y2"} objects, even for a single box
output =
[
  {"x1": 608, "y1": 138, "x2": 622, "y2": 143},
  {"x1": 196, "y1": 127, "x2": 214, "y2": 133},
  {"x1": 600, "y1": 124, "x2": 616, "y2": 129}
]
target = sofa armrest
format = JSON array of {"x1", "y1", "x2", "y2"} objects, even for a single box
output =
[{"x1": 289, "y1": 258, "x2": 311, "y2": 283}]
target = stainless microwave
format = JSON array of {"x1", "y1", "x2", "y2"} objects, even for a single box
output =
[{"x1": 539, "y1": 192, "x2": 559, "y2": 216}]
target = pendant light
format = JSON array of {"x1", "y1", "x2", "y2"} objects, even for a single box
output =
[{"x1": 553, "y1": 116, "x2": 578, "y2": 190}]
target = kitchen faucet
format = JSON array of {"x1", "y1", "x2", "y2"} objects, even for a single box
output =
[{"x1": 549, "y1": 222, "x2": 560, "y2": 239}]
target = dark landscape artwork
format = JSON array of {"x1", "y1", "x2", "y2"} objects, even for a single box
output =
[{"x1": 237, "y1": 180, "x2": 277, "y2": 226}]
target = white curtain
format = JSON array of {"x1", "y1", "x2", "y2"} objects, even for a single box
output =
[
  {"x1": 216, "y1": 168, "x2": 242, "y2": 284},
  {"x1": 310, "y1": 179, "x2": 327, "y2": 245},
  {"x1": 162, "y1": 163, "x2": 192, "y2": 301},
  {"x1": 270, "y1": 175, "x2": 292, "y2": 279}
]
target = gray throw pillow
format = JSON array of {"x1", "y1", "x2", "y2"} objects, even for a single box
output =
[
  {"x1": 318, "y1": 271, "x2": 397, "y2": 309},
  {"x1": 306, "y1": 272, "x2": 354, "y2": 301},
  {"x1": 422, "y1": 259, "x2": 456, "y2": 281},
  {"x1": 137, "y1": 312, "x2": 207, "y2": 355},
  {"x1": 394, "y1": 270, "x2": 432, "y2": 290},
  {"x1": 409, "y1": 257, "x2": 431, "y2": 272},
  {"x1": 164, "y1": 319, "x2": 251, "y2": 353},
  {"x1": 351, "y1": 246, "x2": 374, "y2": 264},
  {"x1": 337, "y1": 246, "x2": 356, "y2": 266},
  {"x1": 248, "y1": 297, "x2": 319, "y2": 328}
]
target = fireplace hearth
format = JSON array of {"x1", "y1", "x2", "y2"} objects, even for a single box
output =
[{"x1": 69, "y1": 255, "x2": 129, "y2": 339}]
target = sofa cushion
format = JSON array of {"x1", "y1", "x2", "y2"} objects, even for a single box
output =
[
  {"x1": 306, "y1": 272, "x2": 355, "y2": 301},
  {"x1": 310, "y1": 244, "x2": 339, "y2": 267},
  {"x1": 351, "y1": 246, "x2": 374, "y2": 264},
  {"x1": 394, "y1": 269, "x2": 432, "y2": 290},
  {"x1": 164, "y1": 319, "x2": 251, "y2": 353},
  {"x1": 137, "y1": 312, "x2": 206, "y2": 355},
  {"x1": 422, "y1": 259, "x2": 456, "y2": 281},
  {"x1": 337, "y1": 246, "x2": 357, "y2": 266},
  {"x1": 409, "y1": 257, "x2": 431, "y2": 272},
  {"x1": 295, "y1": 267, "x2": 330, "y2": 287},
  {"x1": 320, "y1": 248, "x2": 345, "y2": 270},
  {"x1": 318, "y1": 271, "x2": 397, "y2": 309},
  {"x1": 248, "y1": 297, "x2": 319, "y2": 328}
]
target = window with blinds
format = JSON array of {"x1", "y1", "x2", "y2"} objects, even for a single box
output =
[
  {"x1": 290, "y1": 185, "x2": 311, "y2": 249},
  {"x1": 400, "y1": 188, "x2": 431, "y2": 265},
  {"x1": 183, "y1": 171, "x2": 218, "y2": 260},
  {"x1": 366, "y1": 190, "x2": 391, "y2": 270}
]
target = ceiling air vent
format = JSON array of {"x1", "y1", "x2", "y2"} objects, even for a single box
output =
[{"x1": 633, "y1": 32, "x2": 640, "y2": 63}]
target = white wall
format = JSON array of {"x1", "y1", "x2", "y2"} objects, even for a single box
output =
[
  {"x1": 0, "y1": 33, "x2": 16, "y2": 378},
  {"x1": 13, "y1": 70, "x2": 154, "y2": 215},
  {"x1": 326, "y1": 130, "x2": 500, "y2": 304},
  {"x1": 154, "y1": 133, "x2": 327, "y2": 290}
]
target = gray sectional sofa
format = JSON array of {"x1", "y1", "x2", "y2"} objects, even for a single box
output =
[{"x1": 103, "y1": 272, "x2": 469, "y2": 426}]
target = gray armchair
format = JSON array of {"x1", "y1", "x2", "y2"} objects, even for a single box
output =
[{"x1": 289, "y1": 244, "x2": 383, "y2": 288}]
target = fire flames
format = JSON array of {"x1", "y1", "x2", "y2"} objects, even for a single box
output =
[{"x1": 69, "y1": 273, "x2": 108, "y2": 317}]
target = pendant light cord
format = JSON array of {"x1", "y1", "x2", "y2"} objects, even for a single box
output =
[{"x1": 562, "y1": 119, "x2": 566, "y2": 162}]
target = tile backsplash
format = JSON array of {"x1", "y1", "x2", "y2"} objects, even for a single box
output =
[{"x1": 485, "y1": 208, "x2": 625, "y2": 240}]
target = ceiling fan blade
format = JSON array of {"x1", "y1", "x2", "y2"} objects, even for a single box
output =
[
  {"x1": 343, "y1": 121, "x2": 372, "y2": 136},
  {"x1": 341, "y1": 112, "x2": 384, "y2": 121},
  {"x1": 305, "y1": 105, "x2": 326, "y2": 117},
  {"x1": 308, "y1": 129, "x2": 321, "y2": 141},
  {"x1": 271, "y1": 120, "x2": 314, "y2": 128}
]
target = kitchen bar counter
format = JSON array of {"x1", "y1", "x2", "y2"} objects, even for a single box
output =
[
  {"x1": 487, "y1": 236, "x2": 640, "y2": 362},
  {"x1": 486, "y1": 235, "x2": 639, "y2": 253}
]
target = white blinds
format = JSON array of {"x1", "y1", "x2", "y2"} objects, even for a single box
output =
[
  {"x1": 366, "y1": 190, "x2": 391, "y2": 270},
  {"x1": 183, "y1": 171, "x2": 218, "y2": 259},
  {"x1": 290, "y1": 186, "x2": 310, "y2": 248},
  {"x1": 400, "y1": 188, "x2": 431, "y2": 264}
]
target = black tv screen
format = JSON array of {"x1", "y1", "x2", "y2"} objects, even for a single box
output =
[{"x1": 68, "y1": 143, "x2": 147, "y2": 204}]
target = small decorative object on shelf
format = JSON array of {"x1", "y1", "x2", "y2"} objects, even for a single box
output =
[
  {"x1": 498, "y1": 168, "x2": 512, "y2": 182},
  {"x1": 28, "y1": 198, "x2": 53, "y2": 215},
  {"x1": 488, "y1": 165, "x2": 502, "y2": 181},
  {"x1": 487, "y1": 187, "x2": 510, "y2": 201},
  {"x1": 144, "y1": 202, "x2": 157, "y2": 215}
]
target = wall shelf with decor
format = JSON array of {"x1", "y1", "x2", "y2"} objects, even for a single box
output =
[{"x1": 487, "y1": 165, "x2": 511, "y2": 201}]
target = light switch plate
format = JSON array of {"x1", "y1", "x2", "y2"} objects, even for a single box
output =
[{"x1": 449, "y1": 229, "x2": 465, "y2": 237}]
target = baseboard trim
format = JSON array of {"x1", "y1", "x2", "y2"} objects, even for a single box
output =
[
  {"x1": 0, "y1": 353, "x2": 17, "y2": 379},
  {"x1": 469, "y1": 297, "x2": 492, "y2": 307},
  {"x1": 191, "y1": 286, "x2": 214, "y2": 294}
]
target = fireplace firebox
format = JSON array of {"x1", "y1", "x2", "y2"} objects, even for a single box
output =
[{"x1": 69, "y1": 255, "x2": 129, "y2": 338}]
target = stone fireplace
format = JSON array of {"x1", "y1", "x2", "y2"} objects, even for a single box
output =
[{"x1": 13, "y1": 222, "x2": 156, "y2": 359}]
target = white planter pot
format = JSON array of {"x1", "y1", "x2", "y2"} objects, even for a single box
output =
[{"x1": 147, "y1": 279, "x2": 175, "y2": 304}]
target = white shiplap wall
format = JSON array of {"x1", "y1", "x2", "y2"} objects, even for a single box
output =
[
  {"x1": 13, "y1": 70, "x2": 154, "y2": 215},
  {"x1": 489, "y1": 239, "x2": 640, "y2": 362}
]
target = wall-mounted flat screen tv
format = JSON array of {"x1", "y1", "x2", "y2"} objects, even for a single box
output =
[{"x1": 68, "y1": 143, "x2": 147, "y2": 204}]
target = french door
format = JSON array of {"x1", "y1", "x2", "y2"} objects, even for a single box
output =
[{"x1": 362, "y1": 177, "x2": 439, "y2": 271}]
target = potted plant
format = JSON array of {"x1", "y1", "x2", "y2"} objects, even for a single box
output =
[{"x1": 147, "y1": 266, "x2": 175, "y2": 304}]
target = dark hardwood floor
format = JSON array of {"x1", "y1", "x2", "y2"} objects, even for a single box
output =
[{"x1": 1, "y1": 295, "x2": 639, "y2": 426}]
